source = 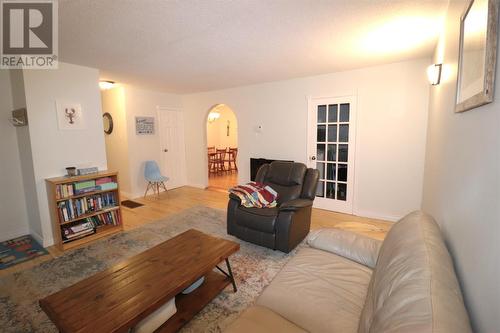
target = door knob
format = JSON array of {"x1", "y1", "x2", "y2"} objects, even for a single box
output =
[{"x1": 311, "y1": 156, "x2": 316, "y2": 160}]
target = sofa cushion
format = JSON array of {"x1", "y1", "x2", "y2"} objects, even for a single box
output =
[
  {"x1": 224, "y1": 306, "x2": 307, "y2": 333},
  {"x1": 257, "y1": 247, "x2": 372, "y2": 333},
  {"x1": 358, "y1": 211, "x2": 472, "y2": 333},
  {"x1": 307, "y1": 228, "x2": 382, "y2": 268},
  {"x1": 235, "y1": 206, "x2": 278, "y2": 233}
]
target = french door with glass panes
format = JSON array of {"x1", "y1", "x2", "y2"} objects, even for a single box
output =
[{"x1": 307, "y1": 96, "x2": 356, "y2": 214}]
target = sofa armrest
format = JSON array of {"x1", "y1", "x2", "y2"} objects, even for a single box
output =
[
  {"x1": 279, "y1": 199, "x2": 313, "y2": 211},
  {"x1": 307, "y1": 228, "x2": 382, "y2": 268},
  {"x1": 229, "y1": 193, "x2": 241, "y2": 203}
]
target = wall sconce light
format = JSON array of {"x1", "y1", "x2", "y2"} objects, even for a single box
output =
[
  {"x1": 427, "y1": 64, "x2": 442, "y2": 85},
  {"x1": 99, "y1": 80, "x2": 116, "y2": 90},
  {"x1": 207, "y1": 111, "x2": 220, "y2": 123}
]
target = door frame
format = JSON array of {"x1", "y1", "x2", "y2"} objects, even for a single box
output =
[
  {"x1": 156, "y1": 106, "x2": 187, "y2": 189},
  {"x1": 306, "y1": 94, "x2": 358, "y2": 214}
]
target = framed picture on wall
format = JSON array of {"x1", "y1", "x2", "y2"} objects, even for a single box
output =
[
  {"x1": 455, "y1": 0, "x2": 499, "y2": 112},
  {"x1": 135, "y1": 116, "x2": 155, "y2": 135},
  {"x1": 55, "y1": 101, "x2": 86, "y2": 130}
]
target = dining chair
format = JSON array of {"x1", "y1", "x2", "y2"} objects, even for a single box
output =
[
  {"x1": 144, "y1": 160, "x2": 169, "y2": 198},
  {"x1": 226, "y1": 147, "x2": 238, "y2": 172},
  {"x1": 208, "y1": 152, "x2": 219, "y2": 175},
  {"x1": 216, "y1": 148, "x2": 227, "y2": 173}
]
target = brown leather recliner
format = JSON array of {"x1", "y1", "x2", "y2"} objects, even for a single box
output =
[{"x1": 227, "y1": 161, "x2": 320, "y2": 253}]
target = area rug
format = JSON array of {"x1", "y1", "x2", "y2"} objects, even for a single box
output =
[
  {"x1": 0, "y1": 206, "x2": 300, "y2": 332},
  {"x1": 0, "y1": 235, "x2": 48, "y2": 270}
]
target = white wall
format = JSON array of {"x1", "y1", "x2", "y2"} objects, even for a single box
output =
[
  {"x1": 101, "y1": 86, "x2": 132, "y2": 196},
  {"x1": 9, "y1": 70, "x2": 43, "y2": 243},
  {"x1": 124, "y1": 85, "x2": 183, "y2": 198},
  {"x1": 422, "y1": 1, "x2": 500, "y2": 331},
  {"x1": 22, "y1": 62, "x2": 108, "y2": 246},
  {"x1": 0, "y1": 71, "x2": 30, "y2": 241},
  {"x1": 101, "y1": 84, "x2": 183, "y2": 199},
  {"x1": 183, "y1": 58, "x2": 430, "y2": 220}
]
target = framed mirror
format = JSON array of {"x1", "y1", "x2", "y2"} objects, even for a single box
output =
[
  {"x1": 103, "y1": 112, "x2": 113, "y2": 134},
  {"x1": 456, "y1": 0, "x2": 498, "y2": 113}
]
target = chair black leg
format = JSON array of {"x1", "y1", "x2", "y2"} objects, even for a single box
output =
[{"x1": 144, "y1": 182, "x2": 152, "y2": 198}]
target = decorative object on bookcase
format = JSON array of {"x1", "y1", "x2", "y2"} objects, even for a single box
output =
[
  {"x1": 46, "y1": 171, "x2": 123, "y2": 251},
  {"x1": 77, "y1": 167, "x2": 99, "y2": 175},
  {"x1": 65, "y1": 167, "x2": 77, "y2": 177},
  {"x1": 55, "y1": 101, "x2": 85, "y2": 130}
]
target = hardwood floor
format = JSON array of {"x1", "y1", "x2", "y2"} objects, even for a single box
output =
[
  {"x1": 0, "y1": 186, "x2": 392, "y2": 277},
  {"x1": 208, "y1": 172, "x2": 238, "y2": 191}
]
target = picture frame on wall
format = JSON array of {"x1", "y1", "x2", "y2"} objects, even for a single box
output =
[
  {"x1": 455, "y1": 0, "x2": 499, "y2": 113},
  {"x1": 56, "y1": 101, "x2": 85, "y2": 130},
  {"x1": 135, "y1": 116, "x2": 155, "y2": 135}
]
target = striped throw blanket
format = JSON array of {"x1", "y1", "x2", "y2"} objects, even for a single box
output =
[{"x1": 229, "y1": 182, "x2": 278, "y2": 208}]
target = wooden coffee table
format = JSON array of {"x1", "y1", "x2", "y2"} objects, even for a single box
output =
[{"x1": 39, "y1": 229, "x2": 240, "y2": 333}]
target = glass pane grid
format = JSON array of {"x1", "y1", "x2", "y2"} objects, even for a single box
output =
[{"x1": 315, "y1": 102, "x2": 350, "y2": 203}]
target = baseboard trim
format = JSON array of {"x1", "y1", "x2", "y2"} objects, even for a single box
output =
[
  {"x1": 120, "y1": 191, "x2": 134, "y2": 200},
  {"x1": 186, "y1": 183, "x2": 208, "y2": 190},
  {"x1": 353, "y1": 209, "x2": 400, "y2": 222},
  {"x1": 29, "y1": 231, "x2": 46, "y2": 246}
]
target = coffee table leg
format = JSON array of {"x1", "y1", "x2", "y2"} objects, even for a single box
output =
[
  {"x1": 215, "y1": 258, "x2": 237, "y2": 292},
  {"x1": 225, "y1": 258, "x2": 237, "y2": 292}
]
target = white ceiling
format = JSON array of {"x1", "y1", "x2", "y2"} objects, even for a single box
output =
[{"x1": 59, "y1": 0, "x2": 448, "y2": 94}]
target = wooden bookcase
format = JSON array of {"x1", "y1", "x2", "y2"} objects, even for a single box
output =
[{"x1": 46, "y1": 171, "x2": 124, "y2": 251}]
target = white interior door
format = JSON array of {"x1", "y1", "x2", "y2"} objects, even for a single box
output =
[
  {"x1": 157, "y1": 107, "x2": 187, "y2": 189},
  {"x1": 307, "y1": 96, "x2": 357, "y2": 214}
]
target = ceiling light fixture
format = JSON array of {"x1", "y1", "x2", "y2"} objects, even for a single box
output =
[
  {"x1": 99, "y1": 80, "x2": 116, "y2": 90},
  {"x1": 427, "y1": 64, "x2": 442, "y2": 85},
  {"x1": 208, "y1": 111, "x2": 220, "y2": 123}
]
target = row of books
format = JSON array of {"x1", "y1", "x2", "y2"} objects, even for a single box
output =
[
  {"x1": 87, "y1": 210, "x2": 121, "y2": 227},
  {"x1": 56, "y1": 183, "x2": 74, "y2": 198},
  {"x1": 61, "y1": 211, "x2": 121, "y2": 242},
  {"x1": 55, "y1": 177, "x2": 118, "y2": 199},
  {"x1": 57, "y1": 193, "x2": 117, "y2": 222}
]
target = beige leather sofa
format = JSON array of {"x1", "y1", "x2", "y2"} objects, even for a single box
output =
[{"x1": 225, "y1": 211, "x2": 472, "y2": 333}]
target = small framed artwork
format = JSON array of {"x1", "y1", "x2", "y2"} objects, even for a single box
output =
[
  {"x1": 135, "y1": 116, "x2": 155, "y2": 135},
  {"x1": 56, "y1": 101, "x2": 85, "y2": 130},
  {"x1": 455, "y1": 0, "x2": 498, "y2": 112}
]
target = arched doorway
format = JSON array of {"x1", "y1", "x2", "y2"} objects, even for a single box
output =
[{"x1": 206, "y1": 104, "x2": 238, "y2": 191}]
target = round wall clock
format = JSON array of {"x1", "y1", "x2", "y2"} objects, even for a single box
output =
[{"x1": 103, "y1": 112, "x2": 113, "y2": 134}]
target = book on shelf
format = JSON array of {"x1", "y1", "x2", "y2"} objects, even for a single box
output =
[
  {"x1": 57, "y1": 192, "x2": 118, "y2": 222},
  {"x1": 83, "y1": 210, "x2": 121, "y2": 228},
  {"x1": 61, "y1": 210, "x2": 121, "y2": 242},
  {"x1": 62, "y1": 221, "x2": 95, "y2": 240},
  {"x1": 96, "y1": 177, "x2": 113, "y2": 185},
  {"x1": 55, "y1": 183, "x2": 74, "y2": 199},
  {"x1": 55, "y1": 177, "x2": 119, "y2": 199},
  {"x1": 99, "y1": 182, "x2": 118, "y2": 191},
  {"x1": 74, "y1": 180, "x2": 97, "y2": 195}
]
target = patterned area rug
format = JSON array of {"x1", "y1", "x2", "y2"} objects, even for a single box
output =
[
  {"x1": 0, "y1": 206, "x2": 299, "y2": 332},
  {"x1": 0, "y1": 235, "x2": 48, "y2": 270}
]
